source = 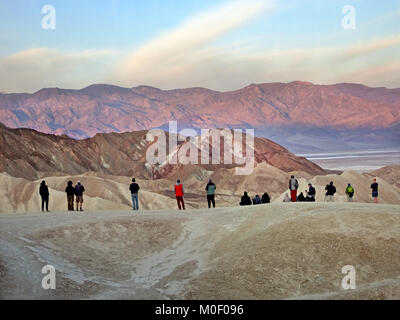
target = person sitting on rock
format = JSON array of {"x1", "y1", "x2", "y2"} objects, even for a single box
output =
[
  {"x1": 252, "y1": 195, "x2": 262, "y2": 205},
  {"x1": 261, "y1": 192, "x2": 270, "y2": 204},
  {"x1": 306, "y1": 184, "x2": 316, "y2": 202},
  {"x1": 297, "y1": 192, "x2": 306, "y2": 202},
  {"x1": 283, "y1": 193, "x2": 291, "y2": 203},
  {"x1": 240, "y1": 192, "x2": 252, "y2": 206}
]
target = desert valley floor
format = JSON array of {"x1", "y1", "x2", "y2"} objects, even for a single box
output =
[{"x1": 1, "y1": 203, "x2": 400, "y2": 300}]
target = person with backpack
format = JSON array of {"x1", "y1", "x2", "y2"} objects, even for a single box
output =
[
  {"x1": 306, "y1": 183, "x2": 316, "y2": 202},
  {"x1": 371, "y1": 178, "x2": 379, "y2": 204},
  {"x1": 65, "y1": 180, "x2": 75, "y2": 211},
  {"x1": 296, "y1": 192, "x2": 305, "y2": 202},
  {"x1": 205, "y1": 179, "x2": 216, "y2": 208},
  {"x1": 252, "y1": 195, "x2": 262, "y2": 205},
  {"x1": 240, "y1": 192, "x2": 252, "y2": 206},
  {"x1": 261, "y1": 192, "x2": 270, "y2": 204},
  {"x1": 75, "y1": 181, "x2": 85, "y2": 212},
  {"x1": 39, "y1": 181, "x2": 49, "y2": 212},
  {"x1": 345, "y1": 183, "x2": 355, "y2": 202},
  {"x1": 288, "y1": 175, "x2": 299, "y2": 202},
  {"x1": 129, "y1": 178, "x2": 140, "y2": 210},
  {"x1": 175, "y1": 179, "x2": 185, "y2": 210},
  {"x1": 325, "y1": 181, "x2": 336, "y2": 202}
]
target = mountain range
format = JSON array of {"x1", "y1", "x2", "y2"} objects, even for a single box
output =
[
  {"x1": 0, "y1": 123, "x2": 325, "y2": 181},
  {"x1": 1, "y1": 81, "x2": 399, "y2": 152}
]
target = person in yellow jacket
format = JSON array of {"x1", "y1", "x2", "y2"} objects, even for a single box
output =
[{"x1": 345, "y1": 184, "x2": 355, "y2": 202}]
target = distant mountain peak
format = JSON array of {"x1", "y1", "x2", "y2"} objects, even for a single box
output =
[
  {"x1": 0, "y1": 81, "x2": 398, "y2": 142},
  {"x1": 289, "y1": 81, "x2": 314, "y2": 86}
]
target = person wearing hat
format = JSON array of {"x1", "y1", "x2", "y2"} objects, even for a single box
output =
[{"x1": 75, "y1": 180, "x2": 85, "y2": 212}]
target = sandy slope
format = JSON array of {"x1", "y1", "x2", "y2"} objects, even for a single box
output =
[
  {"x1": 1, "y1": 164, "x2": 399, "y2": 214},
  {"x1": 0, "y1": 173, "x2": 178, "y2": 212},
  {"x1": 1, "y1": 203, "x2": 399, "y2": 300}
]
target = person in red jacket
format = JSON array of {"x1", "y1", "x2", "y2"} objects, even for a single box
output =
[
  {"x1": 288, "y1": 175, "x2": 299, "y2": 202},
  {"x1": 174, "y1": 179, "x2": 185, "y2": 210}
]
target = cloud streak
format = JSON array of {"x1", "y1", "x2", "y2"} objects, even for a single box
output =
[
  {"x1": 0, "y1": 0, "x2": 399, "y2": 92},
  {"x1": 0, "y1": 48, "x2": 118, "y2": 92},
  {"x1": 113, "y1": 0, "x2": 273, "y2": 87}
]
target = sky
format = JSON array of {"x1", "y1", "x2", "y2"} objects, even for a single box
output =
[{"x1": 0, "y1": 0, "x2": 399, "y2": 93}]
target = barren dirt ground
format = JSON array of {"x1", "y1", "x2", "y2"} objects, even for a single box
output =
[{"x1": 1, "y1": 203, "x2": 399, "y2": 300}]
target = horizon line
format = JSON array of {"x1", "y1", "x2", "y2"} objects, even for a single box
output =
[{"x1": 1, "y1": 80, "x2": 399, "y2": 95}]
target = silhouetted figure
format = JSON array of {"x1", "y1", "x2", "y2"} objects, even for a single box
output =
[
  {"x1": 75, "y1": 181, "x2": 85, "y2": 212},
  {"x1": 129, "y1": 178, "x2": 140, "y2": 210},
  {"x1": 39, "y1": 181, "x2": 49, "y2": 212},
  {"x1": 371, "y1": 178, "x2": 379, "y2": 204},
  {"x1": 306, "y1": 184, "x2": 316, "y2": 202},
  {"x1": 240, "y1": 192, "x2": 252, "y2": 206},
  {"x1": 205, "y1": 179, "x2": 216, "y2": 208},
  {"x1": 65, "y1": 180, "x2": 75, "y2": 211},
  {"x1": 288, "y1": 175, "x2": 299, "y2": 202},
  {"x1": 252, "y1": 195, "x2": 262, "y2": 205},
  {"x1": 175, "y1": 179, "x2": 185, "y2": 210},
  {"x1": 345, "y1": 183, "x2": 354, "y2": 202},
  {"x1": 325, "y1": 181, "x2": 336, "y2": 202},
  {"x1": 297, "y1": 192, "x2": 306, "y2": 202},
  {"x1": 283, "y1": 193, "x2": 291, "y2": 203},
  {"x1": 261, "y1": 192, "x2": 270, "y2": 204}
]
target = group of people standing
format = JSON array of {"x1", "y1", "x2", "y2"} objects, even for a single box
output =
[
  {"x1": 65, "y1": 180, "x2": 86, "y2": 211},
  {"x1": 39, "y1": 175, "x2": 381, "y2": 212},
  {"x1": 283, "y1": 176, "x2": 379, "y2": 203},
  {"x1": 129, "y1": 178, "x2": 217, "y2": 211},
  {"x1": 38, "y1": 180, "x2": 86, "y2": 212}
]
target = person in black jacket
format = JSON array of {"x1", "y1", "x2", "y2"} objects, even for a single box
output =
[
  {"x1": 261, "y1": 192, "x2": 270, "y2": 204},
  {"x1": 39, "y1": 181, "x2": 49, "y2": 212},
  {"x1": 297, "y1": 192, "x2": 306, "y2": 202},
  {"x1": 306, "y1": 184, "x2": 316, "y2": 202},
  {"x1": 129, "y1": 178, "x2": 140, "y2": 210},
  {"x1": 75, "y1": 181, "x2": 85, "y2": 212},
  {"x1": 324, "y1": 181, "x2": 336, "y2": 202},
  {"x1": 240, "y1": 192, "x2": 252, "y2": 206},
  {"x1": 371, "y1": 178, "x2": 379, "y2": 204},
  {"x1": 205, "y1": 179, "x2": 216, "y2": 208},
  {"x1": 65, "y1": 181, "x2": 75, "y2": 211}
]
